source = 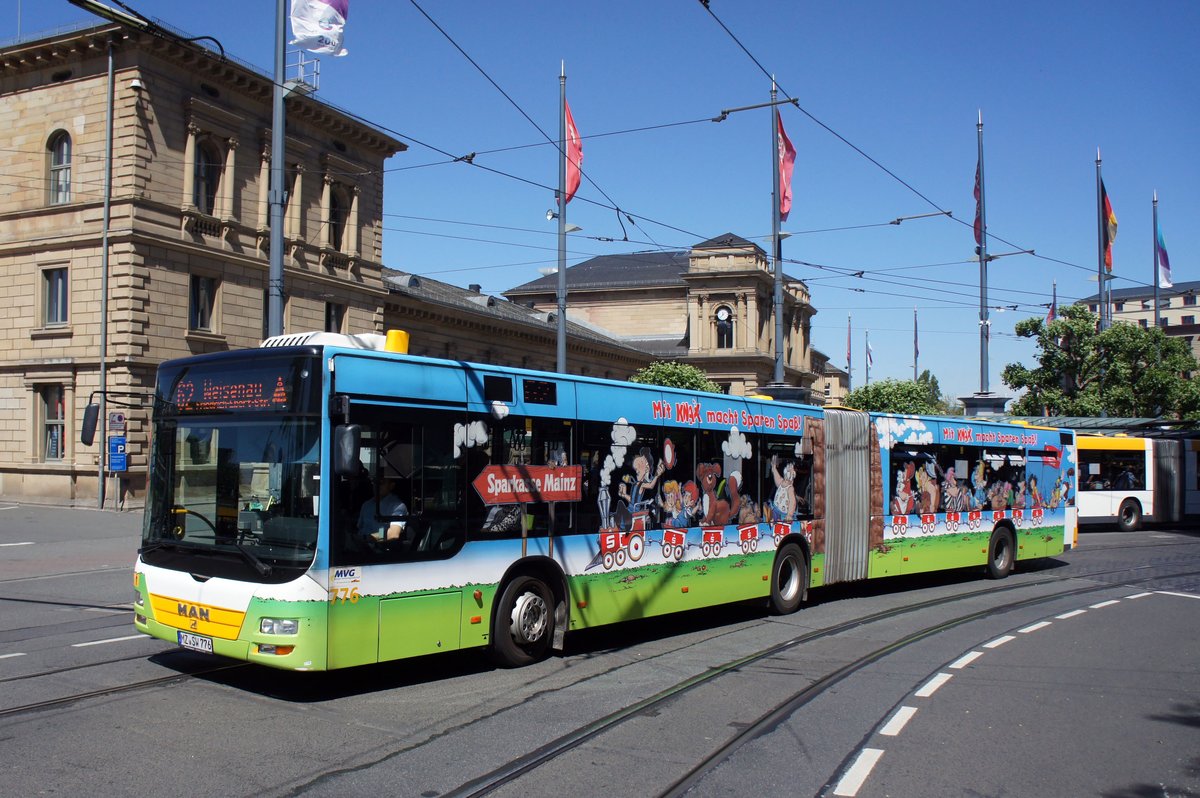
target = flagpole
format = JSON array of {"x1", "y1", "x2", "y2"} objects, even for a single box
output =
[
  {"x1": 913, "y1": 307, "x2": 918, "y2": 382},
  {"x1": 976, "y1": 110, "x2": 990, "y2": 394},
  {"x1": 846, "y1": 314, "x2": 852, "y2": 392},
  {"x1": 556, "y1": 63, "x2": 568, "y2": 373},
  {"x1": 865, "y1": 330, "x2": 871, "y2": 386},
  {"x1": 1152, "y1": 191, "x2": 1160, "y2": 328},
  {"x1": 771, "y1": 79, "x2": 785, "y2": 385},
  {"x1": 1095, "y1": 149, "x2": 1108, "y2": 331}
]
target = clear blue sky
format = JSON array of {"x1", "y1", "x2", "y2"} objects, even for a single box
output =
[{"x1": 7, "y1": 1, "x2": 1198, "y2": 402}]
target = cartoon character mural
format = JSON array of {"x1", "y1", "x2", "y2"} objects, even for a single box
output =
[
  {"x1": 916, "y1": 462, "x2": 940, "y2": 514},
  {"x1": 892, "y1": 461, "x2": 916, "y2": 514},
  {"x1": 767, "y1": 454, "x2": 797, "y2": 522},
  {"x1": 697, "y1": 462, "x2": 740, "y2": 525},
  {"x1": 616, "y1": 446, "x2": 665, "y2": 532},
  {"x1": 942, "y1": 466, "x2": 969, "y2": 512}
]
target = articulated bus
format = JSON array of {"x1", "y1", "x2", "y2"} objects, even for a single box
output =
[
  {"x1": 99, "y1": 332, "x2": 1077, "y2": 671},
  {"x1": 1077, "y1": 434, "x2": 1200, "y2": 531}
]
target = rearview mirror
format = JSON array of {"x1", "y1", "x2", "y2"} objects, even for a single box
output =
[
  {"x1": 333, "y1": 424, "x2": 361, "y2": 477},
  {"x1": 81, "y1": 403, "x2": 100, "y2": 446}
]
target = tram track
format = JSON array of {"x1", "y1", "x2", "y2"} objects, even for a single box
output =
[
  {"x1": 0, "y1": 654, "x2": 248, "y2": 719},
  {"x1": 436, "y1": 560, "x2": 1200, "y2": 798},
  {"x1": 3, "y1": 550, "x2": 1197, "y2": 786}
]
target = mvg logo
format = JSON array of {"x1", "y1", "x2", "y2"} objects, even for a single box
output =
[{"x1": 331, "y1": 567, "x2": 359, "y2": 582}]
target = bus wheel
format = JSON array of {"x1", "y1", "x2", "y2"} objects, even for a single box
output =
[
  {"x1": 986, "y1": 527, "x2": 1015, "y2": 579},
  {"x1": 1117, "y1": 499, "x2": 1142, "y2": 533},
  {"x1": 769, "y1": 543, "x2": 808, "y2": 615},
  {"x1": 491, "y1": 575, "x2": 554, "y2": 667}
]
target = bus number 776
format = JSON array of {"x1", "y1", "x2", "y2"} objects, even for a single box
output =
[{"x1": 329, "y1": 587, "x2": 360, "y2": 604}]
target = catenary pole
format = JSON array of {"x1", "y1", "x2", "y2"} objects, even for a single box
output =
[
  {"x1": 267, "y1": 0, "x2": 286, "y2": 338},
  {"x1": 556, "y1": 63, "x2": 568, "y2": 373}
]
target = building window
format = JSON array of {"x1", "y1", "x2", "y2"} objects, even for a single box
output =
[
  {"x1": 41, "y1": 385, "x2": 65, "y2": 461},
  {"x1": 43, "y1": 267, "x2": 68, "y2": 326},
  {"x1": 193, "y1": 140, "x2": 222, "y2": 216},
  {"x1": 1183, "y1": 315, "x2": 1195, "y2": 326},
  {"x1": 1114, "y1": 302, "x2": 1124, "y2": 312},
  {"x1": 1139, "y1": 319, "x2": 1148, "y2": 329},
  {"x1": 329, "y1": 185, "x2": 349, "y2": 251},
  {"x1": 1088, "y1": 304, "x2": 1097, "y2": 313},
  {"x1": 325, "y1": 301, "x2": 346, "y2": 333},
  {"x1": 715, "y1": 305, "x2": 734, "y2": 349},
  {"x1": 1185, "y1": 295, "x2": 1197, "y2": 307},
  {"x1": 48, "y1": 131, "x2": 71, "y2": 205},
  {"x1": 189, "y1": 274, "x2": 217, "y2": 331}
]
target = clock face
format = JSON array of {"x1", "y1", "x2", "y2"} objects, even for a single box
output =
[{"x1": 716, "y1": 308, "x2": 730, "y2": 321}]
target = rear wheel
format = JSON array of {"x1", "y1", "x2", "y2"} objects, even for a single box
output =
[
  {"x1": 490, "y1": 575, "x2": 555, "y2": 668},
  {"x1": 769, "y1": 543, "x2": 808, "y2": 615},
  {"x1": 986, "y1": 527, "x2": 1015, "y2": 579},
  {"x1": 1117, "y1": 499, "x2": 1142, "y2": 532}
]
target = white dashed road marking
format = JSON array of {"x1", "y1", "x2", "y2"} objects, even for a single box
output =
[
  {"x1": 915, "y1": 672, "x2": 953, "y2": 698},
  {"x1": 879, "y1": 706, "x2": 918, "y2": 737},
  {"x1": 832, "y1": 748, "x2": 885, "y2": 796},
  {"x1": 71, "y1": 634, "x2": 145, "y2": 648}
]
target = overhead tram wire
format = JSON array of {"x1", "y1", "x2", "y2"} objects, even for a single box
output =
[
  {"x1": 695, "y1": 2, "x2": 1144, "y2": 292},
  {"x1": 406, "y1": 0, "x2": 666, "y2": 251}
]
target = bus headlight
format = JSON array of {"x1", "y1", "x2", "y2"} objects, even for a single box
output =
[{"x1": 259, "y1": 618, "x2": 299, "y2": 635}]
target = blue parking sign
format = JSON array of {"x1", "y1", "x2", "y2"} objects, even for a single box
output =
[{"x1": 108, "y1": 435, "x2": 127, "y2": 472}]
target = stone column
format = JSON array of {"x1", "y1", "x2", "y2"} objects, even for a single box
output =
[
  {"x1": 319, "y1": 174, "x2": 333, "y2": 250},
  {"x1": 181, "y1": 122, "x2": 199, "y2": 210},
  {"x1": 221, "y1": 136, "x2": 238, "y2": 221}
]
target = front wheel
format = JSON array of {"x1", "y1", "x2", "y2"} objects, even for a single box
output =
[
  {"x1": 490, "y1": 575, "x2": 555, "y2": 668},
  {"x1": 769, "y1": 543, "x2": 809, "y2": 615},
  {"x1": 1117, "y1": 499, "x2": 1142, "y2": 533},
  {"x1": 986, "y1": 527, "x2": 1015, "y2": 579}
]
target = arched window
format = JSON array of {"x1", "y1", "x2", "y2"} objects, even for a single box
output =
[
  {"x1": 193, "y1": 140, "x2": 222, "y2": 215},
  {"x1": 48, "y1": 131, "x2": 71, "y2": 205},
  {"x1": 715, "y1": 305, "x2": 734, "y2": 349}
]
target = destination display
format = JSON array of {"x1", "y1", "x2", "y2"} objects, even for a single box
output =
[{"x1": 159, "y1": 356, "x2": 319, "y2": 414}]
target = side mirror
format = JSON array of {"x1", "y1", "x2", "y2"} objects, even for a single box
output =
[
  {"x1": 333, "y1": 424, "x2": 361, "y2": 477},
  {"x1": 81, "y1": 403, "x2": 100, "y2": 446}
]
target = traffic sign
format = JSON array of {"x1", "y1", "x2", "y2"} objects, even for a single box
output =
[{"x1": 108, "y1": 436, "x2": 127, "y2": 472}]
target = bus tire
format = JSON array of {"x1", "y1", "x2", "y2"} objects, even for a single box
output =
[
  {"x1": 769, "y1": 543, "x2": 808, "y2": 615},
  {"x1": 1117, "y1": 499, "x2": 1142, "y2": 533},
  {"x1": 986, "y1": 527, "x2": 1015, "y2": 580},
  {"x1": 491, "y1": 575, "x2": 555, "y2": 668}
]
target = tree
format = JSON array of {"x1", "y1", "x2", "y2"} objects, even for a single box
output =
[
  {"x1": 844, "y1": 379, "x2": 942, "y2": 414},
  {"x1": 1002, "y1": 304, "x2": 1200, "y2": 418},
  {"x1": 629, "y1": 361, "x2": 722, "y2": 393}
]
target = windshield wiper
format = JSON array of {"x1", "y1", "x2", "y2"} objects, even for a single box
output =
[
  {"x1": 227, "y1": 539, "x2": 273, "y2": 576},
  {"x1": 139, "y1": 539, "x2": 184, "y2": 556}
]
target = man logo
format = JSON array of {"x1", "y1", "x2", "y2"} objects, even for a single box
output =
[{"x1": 176, "y1": 602, "x2": 210, "y2": 622}]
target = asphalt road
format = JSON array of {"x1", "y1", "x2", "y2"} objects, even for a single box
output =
[{"x1": 1, "y1": 505, "x2": 1196, "y2": 798}]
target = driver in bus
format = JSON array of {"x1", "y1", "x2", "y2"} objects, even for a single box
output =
[{"x1": 358, "y1": 476, "x2": 408, "y2": 542}]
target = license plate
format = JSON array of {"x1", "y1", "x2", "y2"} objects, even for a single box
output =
[{"x1": 177, "y1": 631, "x2": 214, "y2": 654}]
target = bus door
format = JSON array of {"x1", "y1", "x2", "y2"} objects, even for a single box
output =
[
  {"x1": 327, "y1": 354, "x2": 470, "y2": 668},
  {"x1": 823, "y1": 409, "x2": 872, "y2": 584}
]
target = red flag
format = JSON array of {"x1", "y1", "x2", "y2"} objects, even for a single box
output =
[
  {"x1": 1046, "y1": 282, "x2": 1057, "y2": 323},
  {"x1": 1100, "y1": 180, "x2": 1117, "y2": 272},
  {"x1": 777, "y1": 111, "x2": 796, "y2": 221},
  {"x1": 973, "y1": 160, "x2": 983, "y2": 247},
  {"x1": 564, "y1": 100, "x2": 582, "y2": 204}
]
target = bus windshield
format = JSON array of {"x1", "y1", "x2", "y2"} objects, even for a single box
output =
[{"x1": 141, "y1": 352, "x2": 323, "y2": 582}]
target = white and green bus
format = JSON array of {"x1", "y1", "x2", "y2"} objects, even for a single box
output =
[{"x1": 84, "y1": 332, "x2": 1077, "y2": 671}]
